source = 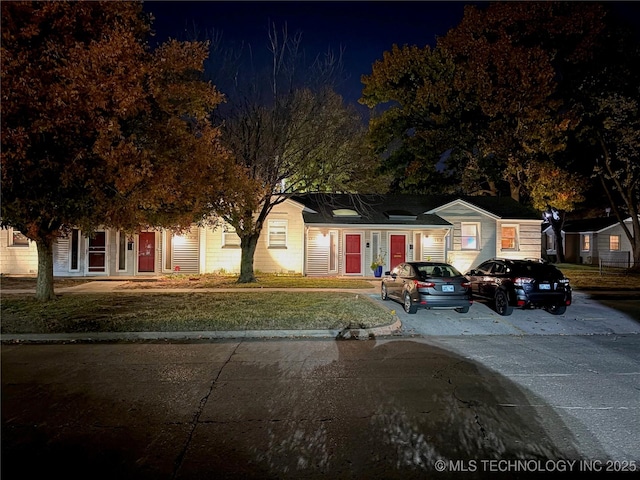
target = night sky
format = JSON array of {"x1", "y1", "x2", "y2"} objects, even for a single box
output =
[
  {"x1": 143, "y1": 1, "x2": 640, "y2": 107},
  {"x1": 143, "y1": 1, "x2": 470, "y2": 105}
]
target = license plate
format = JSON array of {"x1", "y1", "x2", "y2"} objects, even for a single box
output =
[
  {"x1": 442, "y1": 285, "x2": 455, "y2": 292},
  {"x1": 539, "y1": 283, "x2": 551, "y2": 290}
]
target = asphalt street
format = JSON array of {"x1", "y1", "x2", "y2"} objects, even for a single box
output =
[{"x1": 2, "y1": 287, "x2": 640, "y2": 479}]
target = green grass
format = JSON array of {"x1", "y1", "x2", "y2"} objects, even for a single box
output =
[
  {"x1": 0, "y1": 292, "x2": 394, "y2": 334},
  {"x1": 554, "y1": 263, "x2": 640, "y2": 290}
]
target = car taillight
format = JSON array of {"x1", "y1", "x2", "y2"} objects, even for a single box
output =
[
  {"x1": 461, "y1": 281, "x2": 470, "y2": 288},
  {"x1": 514, "y1": 277, "x2": 534, "y2": 286},
  {"x1": 413, "y1": 279, "x2": 435, "y2": 288}
]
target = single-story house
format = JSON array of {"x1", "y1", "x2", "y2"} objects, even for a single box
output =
[
  {"x1": 0, "y1": 194, "x2": 542, "y2": 277},
  {"x1": 542, "y1": 215, "x2": 637, "y2": 267}
]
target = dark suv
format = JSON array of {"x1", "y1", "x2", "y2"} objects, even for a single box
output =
[{"x1": 465, "y1": 258, "x2": 571, "y2": 316}]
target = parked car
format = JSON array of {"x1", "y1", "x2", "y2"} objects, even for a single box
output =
[
  {"x1": 465, "y1": 258, "x2": 572, "y2": 316},
  {"x1": 381, "y1": 262, "x2": 473, "y2": 314}
]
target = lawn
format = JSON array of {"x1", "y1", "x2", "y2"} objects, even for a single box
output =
[
  {"x1": 2, "y1": 266, "x2": 637, "y2": 336},
  {"x1": 554, "y1": 263, "x2": 640, "y2": 290},
  {"x1": 1, "y1": 291, "x2": 393, "y2": 334}
]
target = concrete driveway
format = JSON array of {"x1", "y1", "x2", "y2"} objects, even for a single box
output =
[{"x1": 370, "y1": 290, "x2": 640, "y2": 337}]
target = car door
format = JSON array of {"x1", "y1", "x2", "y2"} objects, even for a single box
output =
[
  {"x1": 485, "y1": 261, "x2": 506, "y2": 297},
  {"x1": 399, "y1": 264, "x2": 415, "y2": 297},
  {"x1": 387, "y1": 264, "x2": 404, "y2": 300},
  {"x1": 470, "y1": 261, "x2": 492, "y2": 297}
]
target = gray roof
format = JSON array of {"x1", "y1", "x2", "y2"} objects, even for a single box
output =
[
  {"x1": 290, "y1": 194, "x2": 540, "y2": 226},
  {"x1": 562, "y1": 217, "x2": 622, "y2": 233}
]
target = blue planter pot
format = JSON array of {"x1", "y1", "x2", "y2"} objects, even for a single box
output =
[{"x1": 374, "y1": 265, "x2": 383, "y2": 277}]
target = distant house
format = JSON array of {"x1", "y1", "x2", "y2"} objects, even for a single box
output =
[
  {"x1": 0, "y1": 194, "x2": 542, "y2": 277},
  {"x1": 542, "y1": 216, "x2": 637, "y2": 267}
]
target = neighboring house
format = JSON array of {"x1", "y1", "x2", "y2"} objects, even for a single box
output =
[
  {"x1": 0, "y1": 194, "x2": 542, "y2": 277},
  {"x1": 542, "y1": 216, "x2": 638, "y2": 267}
]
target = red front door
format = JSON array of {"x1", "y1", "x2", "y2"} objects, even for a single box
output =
[
  {"x1": 344, "y1": 234, "x2": 362, "y2": 274},
  {"x1": 138, "y1": 232, "x2": 155, "y2": 272},
  {"x1": 390, "y1": 235, "x2": 406, "y2": 270}
]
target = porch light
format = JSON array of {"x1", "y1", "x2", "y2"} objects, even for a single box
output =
[
  {"x1": 173, "y1": 234, "x2": 186, "y2": 246},
  {"x1": 317, "y1": 231, "x2": 330, "y2": 247}
]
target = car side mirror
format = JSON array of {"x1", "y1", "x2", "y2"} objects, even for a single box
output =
[
  {"x1": 385, "y1": 271, "x2": 393, "y2": 277},
  {"x1": 467, "y1": 269, "x2": 476, "y2": 276}
]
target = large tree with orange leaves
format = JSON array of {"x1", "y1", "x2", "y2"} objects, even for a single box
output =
[{"x1": 1, "y1": 1, "x2": 238, "y2": 300}]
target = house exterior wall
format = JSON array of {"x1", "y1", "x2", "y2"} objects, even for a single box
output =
[
  {"x1": 203, "y1": 200, "x2": 305, "y2": 274},
  {"x1": 436, "y1": 204, "x2": 496, "y2": 273},
  {"x1": 0, "y1": 197, "x2": 545, "y2": 278},
  {"x1": 305, "y1": 227, "x2": 449, "y2": 276},
  {"x1": 52, "y1": 229, "x2": 167, "y2": 277},
  {"x1": 0, "y1": 229, "x2": 38, "y2": 274},
  {"x1": 436, "y1": 203, "x2": 542, "y2": 273},
  {"x1": 597, "y1": 223, "x2": 634, "y2": 267}
]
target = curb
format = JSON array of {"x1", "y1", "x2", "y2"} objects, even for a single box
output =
[{"x1": 0, "y1": 318, "x2": 403, "y2": 344}]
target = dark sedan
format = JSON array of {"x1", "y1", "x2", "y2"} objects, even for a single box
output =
[
  {"x1": 465, "y1": 258, "x2": 572, "y2": 316},
  {"x1": 381, "y1": 262, "x2": 473, "y2": 314}
]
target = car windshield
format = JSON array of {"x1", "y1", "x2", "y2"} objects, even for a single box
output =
[
  {"x1": 416, "y1": 264, "x2": 462, "y2": 278},
  {"x1": 511, "y1": 263, "x2": 564, "y2": 278}
]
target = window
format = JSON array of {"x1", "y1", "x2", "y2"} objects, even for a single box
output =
[
  {"x1": 117, "y1": 231, "x2": 127, "y2": 271},
  {"x1": 501, "y1": 226, "x2": 518, "y2": 250},
  {"x1": 581, "y1": 234, "x2": 590, "y2": 251},
  {"x1": 222, "y1": 224, "x2": 241, "y2": 247},
  {"x1": 69, "y1": 229, "x2": 80, "y2": 271},
  {"x1": 610, "y1": 235, "x2": 620, "y2": 251},
  {"x1": 268, "y1": 220, "x2": 287, "y2": 248},
  {"x1": 329, "y1": 231, "x2": 338, "y2": 273},
  {"x1": 461, "y1": 223, "x2": 479, "y2": 250},
  {"x1": 9, "y1": 230, "x2": 29, "y2": 247}
]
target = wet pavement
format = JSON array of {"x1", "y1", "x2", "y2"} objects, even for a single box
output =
[{"x1": 3, "y1": 335, "x2": 640, "y2": 479}]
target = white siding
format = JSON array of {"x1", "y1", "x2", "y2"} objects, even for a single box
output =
[
  {"x1": 0, "y1": 229, "x2": 38, "y2": 274},
  {"x1": 173, "y1": 228, "x2": 200, "y2": 274},
  {"x1": 203, "y1": 200, "x2": 305, "y2": 274}
]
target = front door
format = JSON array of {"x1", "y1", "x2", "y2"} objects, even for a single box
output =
[
  {"x1": 390, "y1": 234, "x2": 406, "y2": 270},
  {"x1": 138, "y1": 232, "x2": 155, "y2": 273},
  {"x1": 344, "y1": 234, "x2": 362, "y2": 274},
  {"x1": 87, "y1": 231, "x2": 106, "y2": 273}
]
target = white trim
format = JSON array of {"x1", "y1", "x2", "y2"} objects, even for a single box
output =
[
  {"x1": 426, "y1": 199, "x2": 500, "y2": 219},
  {"x1": 116, "y1": 231, "x2": 128, "y2": 272},
  {"x1": 329, "y1": 230, "x2": 339, "y2": 274},
  {"x1": 303, "y1": 223, "x2": 452, "y2": 229},
  {"x1": 86, "y1": 230, "x2": 108, "y2": 275},
  {"x1": 460, "y1": 222, "x2": 481, "y2": 251},
  {"x1": 69, "y1": 229, "x2": 81, "y2": 272},
  {"x1": 499, "y1": 223, "x2": 519, "y2": 251},
  {"x1": 268, "y1": 219, "x2": 288, "y2": 248},
  {"x1": 7, "y1": 228, "x2": 30, "y2": 247},
  {"x1": 596, "y1": 216, "x2": 635, "y2": 234}
]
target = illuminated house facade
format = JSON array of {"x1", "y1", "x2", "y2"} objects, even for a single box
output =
[
  {"x1": 542, "y1": 216, "x2": 637, "y2": 267},
  {"x1": 0, "y1": 194, "x2": 542, "y2": 277}
]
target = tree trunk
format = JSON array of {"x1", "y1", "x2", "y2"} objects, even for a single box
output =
[
  {"x1": 551, "y1": 221, "x2": 565, "y2": 263},
  {"x1": 238, "y1": 233, "x2": 260, "y2": 283},
  {"x1": 632, "y1": 218, "x2": 640, "y2": 271},
  {"x1": 35, "y1": 238, "x2": 56, "y2": 301}
]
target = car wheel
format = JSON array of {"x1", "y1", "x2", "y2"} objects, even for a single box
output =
[
  {"x1": 403, "y1": 292, "x2": 417, "y2": 314},
  {"x1": 455, "y1": 306, "x2": 470, "y2": 314},
  {"x1": 546, "y1": 304, "x2": 567, "y2": 315},
  {"x1": 494, "y1": 290, "x2": 513, "y2": 316},
  {"x1": 381, "y1": 284, "x2": 388, "y2": 301}
]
